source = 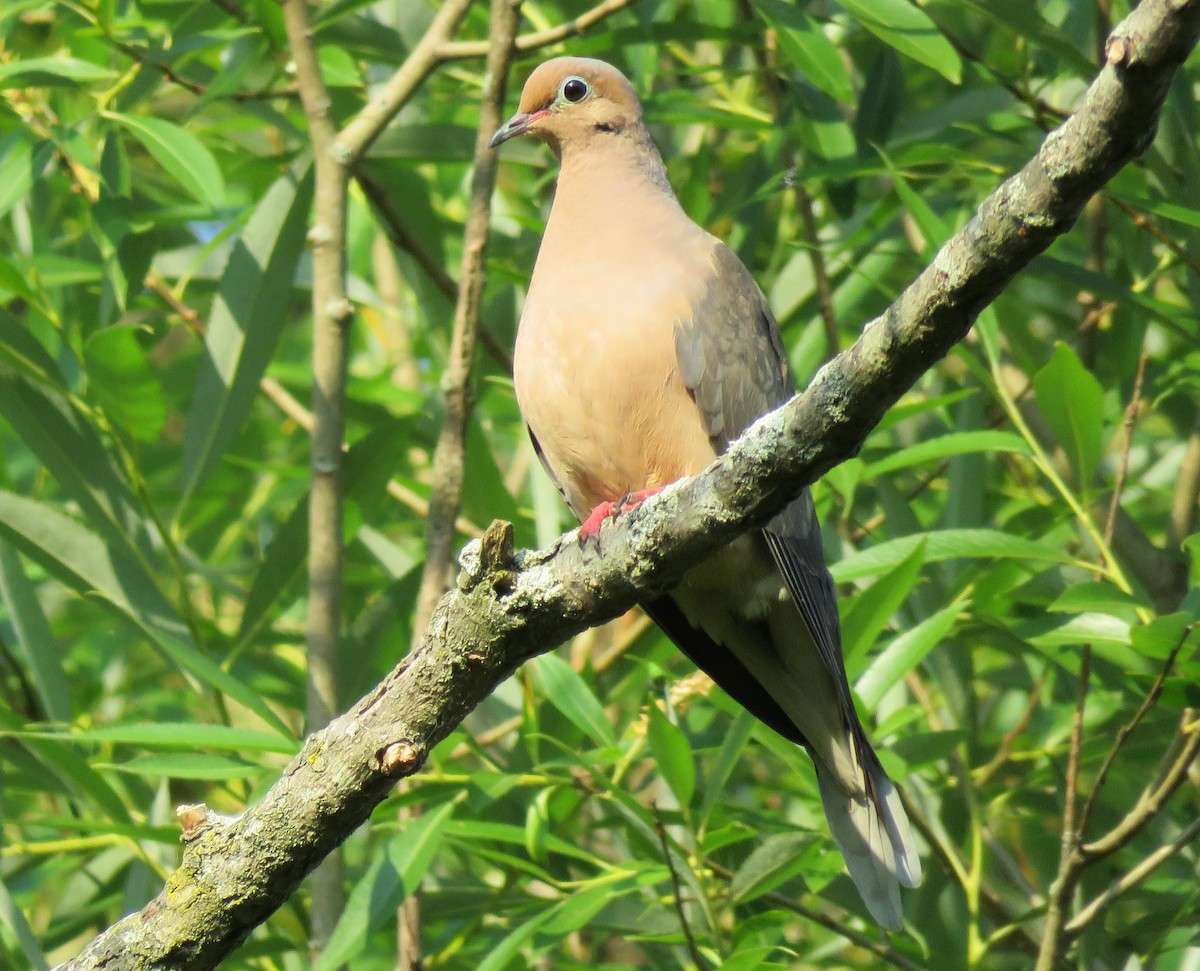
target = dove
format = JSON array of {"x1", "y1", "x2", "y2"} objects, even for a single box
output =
[{"x1": 490, "y1": 56, "x2": 921, "y2": 928}]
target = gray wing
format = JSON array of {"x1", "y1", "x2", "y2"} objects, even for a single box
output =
[{"x1": 674, "y1": 242, "x2": 857, "y2": 713}]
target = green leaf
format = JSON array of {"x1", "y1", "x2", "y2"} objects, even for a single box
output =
[
  {"x1": 0, "y1": 133, "x2": 42, "y2": 220},
  {"x1": 755, "y1": 0, "x2": 854, "y2": 102},
  {"x1": 856, "y1": 604, "x2": 959, "y2": 707},
  {"x1": 0, "y1": 878, "x2": 49, "y2": 971},
  {"x1": 104, "y1": 752, "x2": 262, "y2": 780},
  {"x1": 646, "y1": 703, "x2": 696, "y2": 807},
  {"x1": 879, "y1": 149, "x2": 948, "y2": 256},
  {"x1": 0, "y1": 542, "x2": 71, "y2": 722},
  {"x1": 236, "y1": 419, "x2": 411, "y2": 645},
  {"x1": 0, "y1": 490, "x2": 289, "y2": 735},
  {"x1": 83, "y1": 326, "x2": 168, "y2": 442},
  {"x1": 866, "y1": 430, "x2": 1029, "y2": 479},
  {"x1": 835, "y1": 0, "x2": 962, "y2": 83},
  {"x1": 38, "y1": 722, "x2": 297, "y2": 753},
  {"x1": 0, "y1": 365, "x2": 158, "y2": 569},
  {"x1": 386, "y1": 799, "x2": 458, "y2": 889},
  {"x1": 106, "y1": 113, "x2": 224, "y2": 208},
  {"x1": 1113, "y1": 197, "x2": 1200, "y2": 230},
  {"x1": 729, "y1": 833, "x2": 812, "y2": 903},
  {"x1": 316, "y1": 801, "x2": 456, "y2": 971},
  {"x1": 1033, "y1": 341, "x2": 1106, "y2": 485},
  {"x1": 541, "y1": 884, "x2": 620, "y2": 935},
  {"x1": 699, "y1": 708, "x2": 756, "y2": 825},
  {"x1": 1130, "y1": 613, "x2": 1195, "y2": 660},
  {"x1": 0, "y1": 57, "x2": 113, "y2": 89},
  {"x1": 832, "y1": 529, "x2": 1074, "y2": 582},
  {"x1": 3, "y1": 727, "x2": 132, "y2": 824},
  {"x1": 842, "y1": 539, "x2": 926, "y2": 672},
  {"x1": 475, "y1": 907, "x2": 559, "y2": 971},
  {"x1": 956, "y1": 0, "x2": 1095, "y2": 76},
  {"x1": 181, "y1": 158, "x2": 313, "y2": 502},
  {"x1": 1048, "y1": 581, "x2": 1140, "y2": 616},
  {"x1": 1027, "y1": 612, "x2": 1132, "y2": 648},
  {"x1": 891, "y1": 729, "x2": 966, "y2": 767},
  {"x1": 531, "y1": 654, "x2": 616, "y2": 747}
]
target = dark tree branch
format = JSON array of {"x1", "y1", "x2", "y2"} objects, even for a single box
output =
[{"x1": 57, "y1": 1, "x2": 1200, "y2": 967}]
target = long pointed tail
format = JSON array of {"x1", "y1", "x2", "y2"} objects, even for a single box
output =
[{"x1": 816, "y1": 745, "x2": 921, "y2": 929}]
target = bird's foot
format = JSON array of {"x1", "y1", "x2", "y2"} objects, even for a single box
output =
[
  {"x1": 578, "y1": 500, "x2": 618, "y2": 545},
  {"x1": 577, "y1": 487, "x2": 664, "y2": 547}
]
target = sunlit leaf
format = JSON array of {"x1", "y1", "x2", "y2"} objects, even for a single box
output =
[
  {"x1": 835, "y1": 0, "x2": 962, "y2": 82},
  {"x1": 106, "y1": 113, "x2": 225, "y2": 208},
  {"x1": 531, "y1": 654, "x2": 616, "y2": 748},
  {"x1": 181, "y1": 158, "x2": 313, "y2": 502},
  {"x1": 1033, "y1": 341, "x2": 1106, "y2": 486}
]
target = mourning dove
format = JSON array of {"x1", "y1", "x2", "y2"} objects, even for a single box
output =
[{"x1": 491, "y1": 57, "x2": 921, "y2": 929}]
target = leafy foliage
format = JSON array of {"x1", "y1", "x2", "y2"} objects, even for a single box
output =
[{"x1": 1, "y1": 1, "x2": 1199, "y2": 969}]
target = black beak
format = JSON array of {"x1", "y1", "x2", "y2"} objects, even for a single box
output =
[{"x1": 489, "y1": 110, "x2": 541, "y2": 149}]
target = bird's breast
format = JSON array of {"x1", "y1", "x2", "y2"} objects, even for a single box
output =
[{"x1": 514, "y1": 227, "x2": 719, "y2": 519}]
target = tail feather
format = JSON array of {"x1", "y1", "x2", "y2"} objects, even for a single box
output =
[{"x1": 816, "y1": 741, "x2": 922, "y2": 929}]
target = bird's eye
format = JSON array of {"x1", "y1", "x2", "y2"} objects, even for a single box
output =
[{"x1": 560, "y1": 76, "x2": 589, "y2": 104}]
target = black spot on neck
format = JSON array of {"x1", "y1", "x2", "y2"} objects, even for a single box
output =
[{"x1": 593, "y1": 122, "x2": 619, "y2": 135}]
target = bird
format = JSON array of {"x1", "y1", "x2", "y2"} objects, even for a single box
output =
[{"x1": 490, "y1": 56, "x2": 921, "y2": 929}]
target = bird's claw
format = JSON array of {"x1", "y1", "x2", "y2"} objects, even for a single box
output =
[
  {"x1": 576, "y1": 488, "x2": 664, "y2": 549},
  {"x1": 577, "y1": 500, "x2": 617, "y2": 547}
]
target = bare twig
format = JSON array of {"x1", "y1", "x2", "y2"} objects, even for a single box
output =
[
  {"x1": 973, "y1": 674, "x2": 1046, "y2": 788},
  {"x1": 1036, "y1": 643, "x2": 1092, "y2": 971},
  {"x1": 794, "y1": 180, "x2": 841, "y2": 357},
  {"x1": 1065, "y1": 816, "x2": 1200, "y2": 935},
  {"x1": 707, "y1": 860, "x2": 925, "y2": 971},
  {"x1": 412, "y1": 0, "x2": 520, "y2": 636},
  {"x1": 355, "y1": 167, "x2": 457, "y2": 302},
  {"x1": 281, "y1": 0, "x2": 353, "y2": 952},
  {"x1": 653, "y1": 805, "x2": 709, "y2": 971},
  {"x1": 1079, "y1": 709, "x2": 1200, "y2": 864},
  {"x1": 438, "y1": 0, "x2": 641, "y2": 60},
  {"x1": 335, "y1": 0, "x2": 475, "y2": 166},
  {"x1": 398, "y1": 3, "x2": 521, "y2": 966},
  {"x1": 1102, "y1": 350, "x2": 1149, "y2": 550},
  {"x1": 354, "y1": 167, "x2": 515, "y2": 374},
  {"x1": 1168, "y1": 405, "x2": 1200, "y2": 549},
  {"x1": 1076, "y1": 629, "x2": 1188, "y2": 841}
]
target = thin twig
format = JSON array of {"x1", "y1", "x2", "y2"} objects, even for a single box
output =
[
  {"x1": 397, "y1": 3, "x2": 521, "y2": 963},
  {"x1": 112, "y1": 38, "x2": 296, "y2": 101},
  {"x1": 1080, "y1": 709, "x2": 1200, "y2": 864},
  {"x1": 1075, "y1": 621, "x2": 1189, "y2": 843},
  {"x1": 281, "y1": 0, "x2": 352, "y2": 951},
  {"x1": 707, "y1": 860, "x2": 926, "y2": 971},
  {"x1": 1168, "y1": 405, "x2": 1200, "y2": 549},
  {"x1": 438, "y1": 0, "x2": 642, "y2": 59},
  {"x1": 793, "y1": 180, "x2": 840, "y2": 357},
  {"x1": 1067, "y1": 816, "x2": 1200, "y2": 935},
  {"x1": 1103, "y1": 350, "x2": 1148, "y2": 550},
  {"x1": 411, "y1": 0, "x2": 520, "y2": 634},
  {"x1": 1035, "y1": 642, "x2": 1092, "y2": 971},
  {"x1": 973, "y1": 673, "x2": 1046, "y2": 788},
  {"x1": 1111, "y1": 197, "x2": 1200, "y2": 276},
  {"x1": 335, "y1": 0, "x2": 475, "y2": 166},
  {"x1": 355, "y1": 166, "x2": 515, "y2": 373},
  {"x1": 653, "y1": 804, "x2": 709, "y2": 971}
]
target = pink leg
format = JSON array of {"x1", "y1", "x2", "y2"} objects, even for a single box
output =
[
  {"x1": 577, "y1": 487, "x2": 665, "y2": 546},
  {"x1": 578, "y1": 499, "x2": 618, "y2": 544}
]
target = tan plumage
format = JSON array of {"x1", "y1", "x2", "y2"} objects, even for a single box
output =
[{"x1": 491, "y1": 56, "x2": 921, "y2": 928}]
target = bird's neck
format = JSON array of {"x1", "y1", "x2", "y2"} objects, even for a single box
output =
[{"x1": 548, "y1": 131, "x2": 684, "y2": 234}]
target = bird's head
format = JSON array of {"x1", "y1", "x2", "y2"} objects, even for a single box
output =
[{"x1": 489, "y1": 57, "x2": 645, "y2": 155}]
